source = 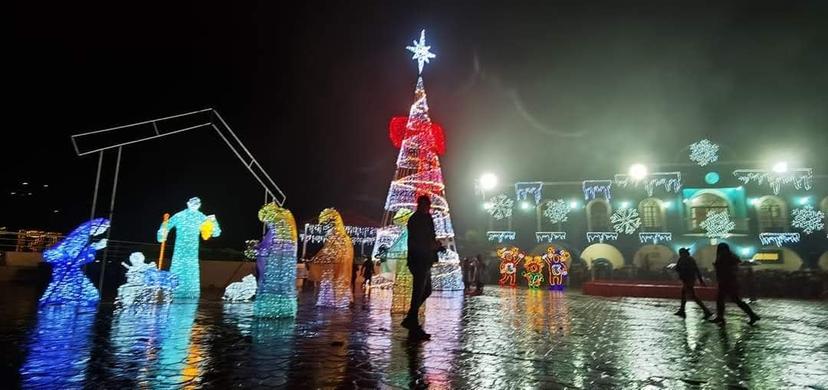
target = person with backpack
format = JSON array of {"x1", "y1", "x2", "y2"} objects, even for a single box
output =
[{"x1": 673, "y1": 248, "x2": 712, "y2": 319}]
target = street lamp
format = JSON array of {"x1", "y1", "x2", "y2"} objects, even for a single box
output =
[
  {"x1": 479, "y1": 173, "x2": 498, "y2": 191},
  {"x1": 772, "y1": 161, "x2": 788, "y2": 173},
  {"x1": 629, "y1": 163, "x2": 648, "y2": 181},
  {"x1": 477, "y1": 173, "x2": 499, "y2": 232}
]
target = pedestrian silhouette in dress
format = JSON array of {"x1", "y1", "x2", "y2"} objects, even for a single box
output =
[
  {"x1": 401, "y1": 195, "x2": 444, "y2": 341},
  {"x1": 673, "y1": 248, "x2": 712, "y2": 319},
  {"x1": 711, "y1": 243, "x2": 760, "y2": 325}
]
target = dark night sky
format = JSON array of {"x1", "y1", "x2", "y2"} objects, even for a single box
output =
[{"x1": 6, "y1": 1, "x2": 828, "y2": 250}]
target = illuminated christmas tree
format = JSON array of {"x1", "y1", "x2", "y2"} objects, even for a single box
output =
[{"x1": 377, "y1": 30, "x2": 462, "y2": 290}]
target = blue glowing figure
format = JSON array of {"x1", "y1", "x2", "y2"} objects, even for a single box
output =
[
  {"x1": 253, "y1": 202, "x2": 299, "y2": 318},
  {"x1": 115, "y1": 252, "x2": 178, "y2": 306},
  {"x1": 157, "y1": 197, "x2": 221, "y2": 300},
  {"x1": 20, "y1": 306, "x2": 97, "y2": 387},
  {"x1": 39, "y1": 218, "x2": 109, "y2": 306}
]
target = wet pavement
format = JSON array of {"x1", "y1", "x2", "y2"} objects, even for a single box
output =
[{"x1": 2, "y1": 285, "x2": 827, "y2": 389}]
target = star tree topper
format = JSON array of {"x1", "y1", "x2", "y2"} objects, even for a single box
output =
[{"x1": 406, "y1": 29, "x2": 436, "y2": 74}]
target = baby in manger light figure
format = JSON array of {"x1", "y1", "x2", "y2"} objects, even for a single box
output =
[
  {"x1": 542, "y1": 246, "x2": 569, "y2": 291},
  {"x1": 116, "y1": 252, "x2": 178, "y2": 305}
]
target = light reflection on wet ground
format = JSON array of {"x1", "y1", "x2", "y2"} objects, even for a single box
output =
[{"x1": 2, "y1": 286, "x2": 827, "y2": 388}]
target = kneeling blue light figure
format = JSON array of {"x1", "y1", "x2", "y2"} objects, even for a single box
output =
[{"x1": 39, "y1": 218, "x2": 110, "y2": 306}]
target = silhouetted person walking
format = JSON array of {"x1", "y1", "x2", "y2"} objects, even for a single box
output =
[
  {"x1": 473, "y1": 254, "x2": 485, "y2": 294},
  {"x1": 461, "y1": 257, "x2": 471, "y2": 292},
  {"x1": 361, "y1": 257, "x2": 374, "y2": 291},
  {"x1": 401, "y1": 195, "x2": 442, "y2": 340},
  {"x1": 674, "y1": 248, "x2": 712, "y2": 319},
  {"x1": 711, "y1": 243, "x2": 760, "y2": 325}
]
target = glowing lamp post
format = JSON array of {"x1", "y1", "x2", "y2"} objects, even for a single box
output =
[
  {"x1": 772, "y1": 161, "x2": 788, "y2": 173},
  {"x1": 477, "y1": 173, "x2": 499, "y2": 231},
  {"x1": 479, "y1": 173, "x2": 498, "y2": 191},
  {"x1": 629, "y1": 163, "x2": 649, "y2": 181}
]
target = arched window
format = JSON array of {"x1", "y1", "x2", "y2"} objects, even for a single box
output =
[
  {"x1": 757, "y1": 196, "x2": 787, "y2": 232},
  {"x1": 638, "y1": 198, "x2": 665, "y2": 231},
  {"x1": 587, "y1": 199, "x2": 611, "y2": 231},
  {"x1": 689, "y1": 193, "x2": 729, "y2": 230}
]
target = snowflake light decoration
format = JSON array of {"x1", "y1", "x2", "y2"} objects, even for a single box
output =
[
  {"x1": 689, "y1": 139, "x2": 719, "y2": 166},
  {"x1": 791, "y1": 204, "x2": 825, "y2": 235},
  {"x1": 406, "y1": 29, "x2": 436, "y2": 74},
  {"x1": 543, "y1": 199, "x2": 570, "y2": 224},
  {"x1": 700, "y1": 210, "x2": 735, "y2": 239},
  {"x1": 611, "y1": 208, "x2": 641, "y2": 234},
  {"x1": 487, "y1": 194, "x2": 514, "y2": 220}
]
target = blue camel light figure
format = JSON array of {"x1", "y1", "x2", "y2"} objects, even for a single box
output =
[
  {"x1": 157, "y1": 197, "x2": 221, "y2": 299},
  {"x1": 39, "y1": 218, "x2": 109, "y2": 306}
]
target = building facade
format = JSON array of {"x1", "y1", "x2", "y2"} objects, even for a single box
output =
[{"x1": 483, "y1": 160, "x2": 828, "y2": 280}]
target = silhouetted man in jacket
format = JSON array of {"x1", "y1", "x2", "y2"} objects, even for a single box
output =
[
  {"x1": 674, "y1": 248, "x2": 712, "y2": 319},
  {"x1": 401, "y1": 195, "x2": 443, "y2": 340},
  {"x1": 711, "y1": 243, "x2": 760, "y2": 325}
]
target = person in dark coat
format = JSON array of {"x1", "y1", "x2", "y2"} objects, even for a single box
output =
[
  {"x1": 401, "y1": 195, "x2": 443, "y2": 340},
  {"x1": 711, "y1": 243, "x2": 760, "y2": 325},
  {"x1": 361, "y1": 257, "x2": 374, "y2": 290},
  {"x1": 461, "y1": 257, "x2": 471, "y2": 292},
  {"x1": 673, "y1": 248, "x2": 712, "y2": 318},
  {"x1": 473, "y1": 254, "x2": 485, "y2": 294}
]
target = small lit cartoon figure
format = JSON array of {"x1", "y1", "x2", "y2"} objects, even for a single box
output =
[
  {"x1": 497, "y1": 246, "x2": 524, "y2": 288},
  {"x1": 39, "y1": 218, "x2": 109, "y2": 306},
  {"x1": 523, "y1": 256, "x2": 545, "y2": 289},
  {"x1": 311, "y1": 208, "x2": 354, "y2": 308},
  {"x1": 542, "y1": 246, "x2": 570, "y2": 291},
  {"x1": 116, "y1": 252, "x2": 178, "y2": 306}
]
